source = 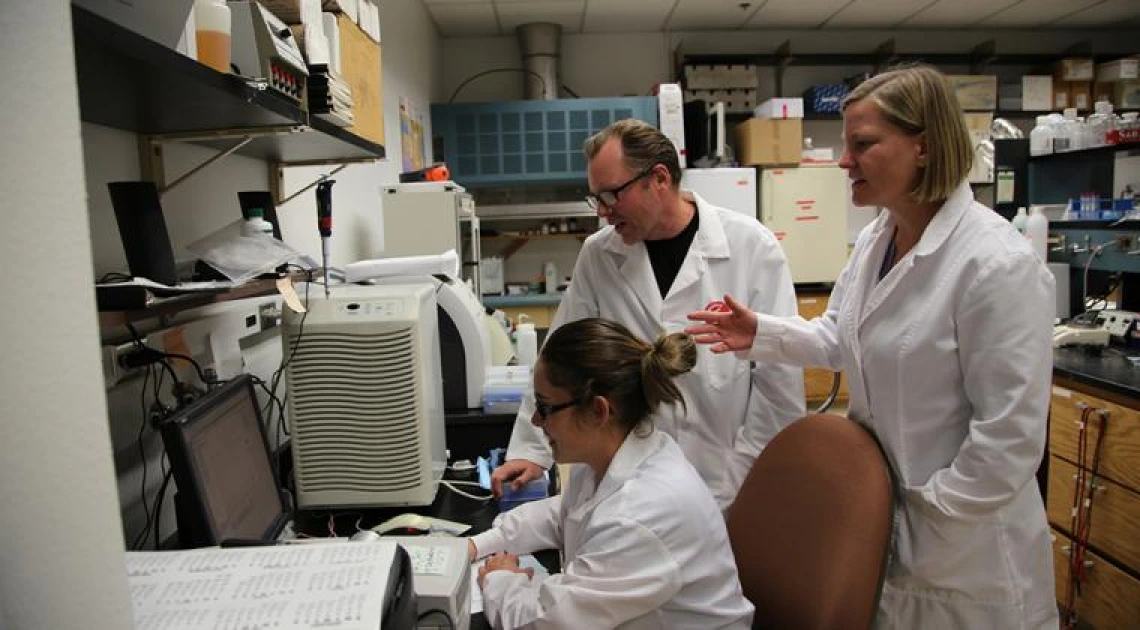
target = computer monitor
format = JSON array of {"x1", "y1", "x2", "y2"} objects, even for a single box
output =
[{"x1": 160, "y1": 375, "x2": 290, "y2": 548}]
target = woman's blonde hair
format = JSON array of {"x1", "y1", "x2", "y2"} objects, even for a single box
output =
[
  {"x1": 539, "y1": 318, "x2": 696, "y2": 434},
  {"x1": 843, "y1": 64, "x2": 973, "y2": 204}
]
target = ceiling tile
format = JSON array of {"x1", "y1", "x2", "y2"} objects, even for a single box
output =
[
  {"x1": 977, "y1": 0, "x2": 1104, "y2": 27},
  {"x1": 746, "y1": 0, "x2": 851, "y2": 29},
  {"x1": 428, "y1": 3, "x2": 501, "y2": 36},
  {"x1": 900, "y1": 0, "x2": 1021, "y2": 27},
  {"x1": 823, "y1": 0, "x2": 940, "y2": 27},
  {"x1": 583, "y1": 0, "x2": 677, "y2": 33},
  {"x1": 1047, "y1": 0, "x2": 1140, "y2": 26},
  {"x1": 496, "y1": 1, "x2": 585, "y2": 33},
  {"x1": 666, "y1": 0, "x2": 759, "y2": 31}
]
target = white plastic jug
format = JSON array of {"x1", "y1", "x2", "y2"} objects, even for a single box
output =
[
  {"x1": 515, "y1": 315, "x2": 538, "y2": 368},
  {"x1": 194, "y1": 0, "x2": 231, "y2": 73}
]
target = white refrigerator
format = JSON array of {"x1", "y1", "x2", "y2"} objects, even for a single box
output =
[
  {"x1": 680, "y1": 167, "x2": 758, "y2": 219},
  {"x1": 760, "y1": 165, "x2": 848, "y2": 284}
]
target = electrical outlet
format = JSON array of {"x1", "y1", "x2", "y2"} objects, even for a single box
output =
[{"x1": 101, "y1": 342, "x2": 145, "y2": 388}]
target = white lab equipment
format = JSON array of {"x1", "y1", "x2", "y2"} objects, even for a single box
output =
[
  {"x1": 388, "y1": 537, "x2": 473, "y2": 630},
  {"x1": 240, "y1": 208, "x2": 274, "y2": 237},
  {"x1": 282, "y1": 282, "x2": 446, "y2": 508},
  {"x1": 1011, "y1": 207, "x2": 1029, "y2": 235},
  {"x1": 1053, "y1": 324, "x2": 1111, "y2": 348},
  {"x1": 761, "y1": 165, "x2": 849, "y2": 284},
  {"x1": 379, "y1": 182, "x2": 482, "y2": 294}
]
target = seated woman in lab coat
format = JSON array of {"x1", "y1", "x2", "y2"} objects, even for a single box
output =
[
  {"x1": 687, "y1": 64, "x2": 1057, "y2": 628},
  {"x1": 468, "y1": 318, "x2": 753, "y2": 630}
]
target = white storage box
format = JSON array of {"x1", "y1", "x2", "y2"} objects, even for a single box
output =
[
  {"x1": 754, "y1": 98, "x2": 804, "y2": 120},
  {"x1": 1022, "y1": 76, "x2": 1053, "y2": 111}
]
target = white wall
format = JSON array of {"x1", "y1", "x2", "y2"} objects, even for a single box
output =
[
  {"x1": 0, "y1": 1, "x2": 134, "y2": 628},
  {"x1": 87, "y1": 0, "x2": 440, "y2": 546}
]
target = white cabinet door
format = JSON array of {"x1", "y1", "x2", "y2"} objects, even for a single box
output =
[{"x1": 761, "y1": 166, "x2": 848, "y2": 284}]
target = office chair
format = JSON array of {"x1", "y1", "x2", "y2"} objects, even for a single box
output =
[{"x1": 727, "y1": 414, "x2": 894, "y2": 630}]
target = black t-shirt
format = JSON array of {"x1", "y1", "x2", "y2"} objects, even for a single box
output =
[{"x1": 644, "y1": 207, "x2": 699, "y2": 298}]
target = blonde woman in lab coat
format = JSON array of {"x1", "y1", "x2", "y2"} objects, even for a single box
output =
[
  {"x1": 468, "y1": 318, "x2": 753, "y2": 629},
  {"x1": 688, "y1": 65, "x2": 1058, "y2": 629}
]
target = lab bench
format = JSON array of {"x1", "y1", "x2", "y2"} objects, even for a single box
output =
[{"x1": 1049, "y1": 347, "x2": 1140, "y2": 627}]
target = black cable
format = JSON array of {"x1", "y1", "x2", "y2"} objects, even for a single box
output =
[
  {"x1": 125, "y1": 322, "x2": 146, "y2": 348},
  {"x1": 448, "y1": 68, "x2": 547, "y2": 103},
  {"x1": 151, "y1": 467, "x2": 174, "y2": 550},
  {"x1": 132, "y1": 364, "x2": 154, "y2": 550},
  {"x1": 416, "y1": 609, "x2": 455, "y2": 630},
  {"x1": 560, "y1": 84, "x2": 580, "y2": 98},
  {"x1": 162, "y1": 352, "x2": 212, "y2": 386}
]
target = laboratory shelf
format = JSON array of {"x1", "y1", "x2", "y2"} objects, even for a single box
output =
[
  {"x1": 71, "y1": 5, "x2": 383, "y2": 163},
  {"x1": 1028, "y1": 141, "x2": 1140, "y2": 164},
  {"x1": 96, "y1": 277, "x2": 291, "y2": 328}
]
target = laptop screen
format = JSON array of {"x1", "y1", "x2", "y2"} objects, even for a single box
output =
[{"x1": 162, "y1": 375, "x2": 289, "y2": 546}]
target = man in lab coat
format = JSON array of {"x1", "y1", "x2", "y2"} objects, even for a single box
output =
[{"x1": 492, "y1": 119, "x2": 805, "y2": 508}]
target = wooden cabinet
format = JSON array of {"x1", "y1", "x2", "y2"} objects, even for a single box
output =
[
  {"x1": 796, "y1": 292, "x2": 847, "y2": 405},
  {"x1": 497, "y1": 305, "x2": 558, "y2": 329},
  {"x1": 1048, "y1": 379, "x2": 1140, "y2": 628}
]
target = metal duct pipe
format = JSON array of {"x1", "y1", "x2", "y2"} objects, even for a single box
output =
[{"x1": 516, "y1": 22, "x2": 561, "y2": 100}]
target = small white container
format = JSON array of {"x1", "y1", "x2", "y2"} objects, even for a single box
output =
[
  {"x1": 241, "y1": 208, "x2": 274, "y2": 237},
  {"x1": 1029, "y1": 116, "x2": 1054, "y2": 156}
]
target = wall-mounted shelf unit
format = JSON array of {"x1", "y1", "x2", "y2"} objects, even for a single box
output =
[
  {"x1": 71, "y1": 5, "x2": 384, "y2": 196},
  {"x1": 96, "y1": 276, "x2": 297, "y2": 328}
]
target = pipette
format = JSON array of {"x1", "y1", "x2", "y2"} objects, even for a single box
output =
[{"x1": 316, "y1": 179, "x2": 336, "y2": 298}]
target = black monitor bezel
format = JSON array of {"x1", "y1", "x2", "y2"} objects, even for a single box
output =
[{"x1": 159, "y1": 374, "x2": 290, "y2": 548}]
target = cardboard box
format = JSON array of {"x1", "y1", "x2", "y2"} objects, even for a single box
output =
[
  {"x1": 1056, "y1": 58, "x2": 1094, "y2": 82},
  {"x1": 1021, "y1": 76, "x2": 1053, "y2": 111},
  {"x1": 735, "y1": 118, "x2": 802, "y2": 166},
  {"x1": 657, "y1": 83, "x2": 686, "y2": 168},
  {"x1": 683, "y1": 64, "x2": 759, "y2": 90},
  {"x1": 1115, "y1": 80, "x2": 1140, "y2": 109},
  {"x1": 754, "y1": 97, "x2": 804, "y2": 119},
  {"x1": 1093, "y1": 82, "x2": 1113, "y2": 106},
  {"x1": 337, "y1": 13, "x2": 382, "y2": 145},
  {"x1": 1096, "y1": 58, "x2": 1138, "y2": 82},
  {"x1": 947, "y1": 75, "x2": 997, "y2": 111},
  {"x1": 1052, "y1": 83, "x2": 1070, "y2": 110},
  {"x1": 1069, "y1": 81, "x2": 1092, "y2": 111}
]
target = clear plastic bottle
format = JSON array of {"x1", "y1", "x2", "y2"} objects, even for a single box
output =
[
  {"x1": 1011, "y1": 207, "x2": 1029, "y2": 234},
  {"x1": 1030, "y1": 116, "x2": 1054, "y2": 156},
  {"x1": 241, "y1": 208, "x2": 274, "y2": 237},
  {"x1": 195, "y1": 0, "x2": 231, "y2": 74},
  {"x1": 1025, "y1": 206, "x2": 1049, "y2": 263}
]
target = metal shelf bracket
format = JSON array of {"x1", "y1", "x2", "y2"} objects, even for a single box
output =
[{"x1": 138, "y1": 125, "x2": 306, "y2": 194}]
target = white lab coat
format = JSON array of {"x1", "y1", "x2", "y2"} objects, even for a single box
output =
[
  {"x1": 747, "y1": 183, "x2": 1058, "y2": 628},
  {"x1": 472, "y1": 430, "x2": 754, "y2": 629},
  {"x1": 506, "y1": 192, "x2": 805, "y2": 507}
]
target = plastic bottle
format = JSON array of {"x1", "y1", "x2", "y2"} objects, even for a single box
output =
[
  {"x1": 1011, "y1": 207, "x2": 1029, "y2": 234},
  {"x1": 1029, "y1": 116, "x2": 1054, "y2": 156},
  {"x1": 241, "y1": 208, "x2": 275, "y2": 237},
  {"x1": 195, "y1": 0, "x2": 231, "y2": 74},
  {"x1": 1025, "y1": 206, "x2": 1049, "y2": 263},
  {"x1": 515, "y1": 317, "x2": 538, "y2": 368}
]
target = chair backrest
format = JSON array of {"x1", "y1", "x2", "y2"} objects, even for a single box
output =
[{"x1": 727, "y1": 414, "x2": 894, "y2": 630}]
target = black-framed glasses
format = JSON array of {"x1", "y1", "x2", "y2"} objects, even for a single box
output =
[
  {"x1": 534, "y1": 398, "x2": 582, "y2": 420},
  {"x1": 585, "y1": 166, "x2": 655, "y2": 210}
]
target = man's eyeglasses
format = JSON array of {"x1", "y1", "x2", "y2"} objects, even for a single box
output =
[
  {"x1": 534, "y1": 398, "x2": 582, "y2": 420},
  {"x1": 585, "y1": 166, "x2": 655, "y2": 210}
]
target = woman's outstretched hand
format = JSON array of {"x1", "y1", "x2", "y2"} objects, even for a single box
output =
[{"x1": 685, "y1": 294, "x2": 758, "y2": 353}]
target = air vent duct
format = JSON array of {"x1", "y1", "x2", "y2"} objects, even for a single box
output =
[{"x1": 516, "y1": 22, "x2": 561, "y2": 100}]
